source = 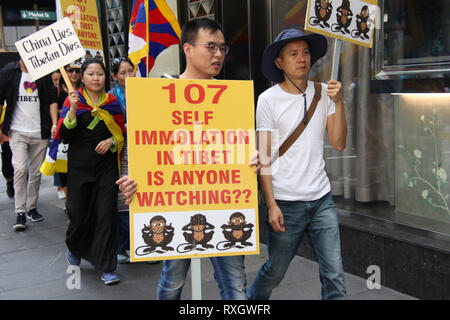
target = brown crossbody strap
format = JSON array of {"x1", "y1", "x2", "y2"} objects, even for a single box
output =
[{"x1": 278, "y1": 82, "x2": 322, "y2": 157}]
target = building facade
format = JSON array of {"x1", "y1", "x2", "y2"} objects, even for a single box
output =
[{"x1": 1, "y1": 0, "x2": 449, "y2": 299}]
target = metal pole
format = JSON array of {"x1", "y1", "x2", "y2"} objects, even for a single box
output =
[
  {"x1": 191, "y1": 258, "x2": 202, "y2": 300},
  {"x1": 33, "y1": 3, "x2": 40, "y2": 31},
  {"x1": 331, "y1": 38, "x2": 342, "y2": 80},
  {"x1": 0, "y1": 5, "x2": 6, "y2": 52}
]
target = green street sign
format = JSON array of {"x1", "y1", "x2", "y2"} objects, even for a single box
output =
[{"x1": 20, "y1": 10, "x2": 56, "y2": 21}]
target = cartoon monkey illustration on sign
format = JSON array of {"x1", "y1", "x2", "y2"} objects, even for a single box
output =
[
  {"x1": 135, "y1": 215, "x2": 175, "y2": 255},
  {"x1": 352, "y1": 5, "x2": 371, "y2": 40},
  {"x1": 216, "y1": 212, "x2": 254, "y2": 250},
  {"x1": 310, "y1": 0, "x2": 333, "y2": 29},
  {"x1": 332, "y1": 0, "x2": 353, "y2": 34},
  {"x1": 177, "y1": 214, "x2": 215, "y2": 253}
]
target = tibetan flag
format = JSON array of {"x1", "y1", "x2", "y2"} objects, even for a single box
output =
[
  {"x1": 128, "y1": 0, "x2": 181, "y2": 77},
  {"x1": 129, "y1": 0, "x2": 149, "y2": 77},
  {"x1": 147, "y1": 0, "x2": 181, "y2": 73}
]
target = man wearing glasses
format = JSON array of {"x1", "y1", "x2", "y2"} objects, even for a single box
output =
[{"x1": 118, "y1": 18, "x2": 257, "y2": 300}]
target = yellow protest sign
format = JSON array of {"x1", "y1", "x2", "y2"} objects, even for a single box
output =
[
  {"x1": 57, "y1": 0, "x2": 104, "y2": 65},
  {"x1": 127, "y1": 78, "x2": 259, "y2": 262}
]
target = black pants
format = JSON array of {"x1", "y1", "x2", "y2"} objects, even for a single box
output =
[{"x1": 1, "y1": 142, "x2": 14, "y2": 180}]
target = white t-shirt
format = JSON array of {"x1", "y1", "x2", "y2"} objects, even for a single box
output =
[
  {"x1": 256, "y1": 80, "x2": 335, "y2": 201},
  {"x1": 10, "y1": 72, "x2": 41, "y2": 133}
]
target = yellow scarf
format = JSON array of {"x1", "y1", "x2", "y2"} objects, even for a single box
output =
[{"x1": 83, "y1": 89, "x2": 124, "y2": 174}]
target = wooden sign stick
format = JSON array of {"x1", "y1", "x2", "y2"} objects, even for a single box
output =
[{"x1": 59, "y1": 67, "x2": 74, "y2": 92}]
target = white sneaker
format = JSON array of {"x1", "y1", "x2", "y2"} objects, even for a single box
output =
[{"x1": 57, "y1": 190, "x2": 66, "y2": 199}]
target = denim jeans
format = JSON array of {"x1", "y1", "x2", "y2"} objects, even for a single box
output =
[
  {"x1": 117, "y1": 211, "x2": 130, "y2": 254},
  {"x1": 247, "y1": 192, "x2": 346, "y2": 300},
  {"x1": 157, "y1": 255, "x2": 247, "y2": 300}
]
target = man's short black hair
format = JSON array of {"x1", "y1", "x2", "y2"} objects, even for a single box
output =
[{"x1": 181, "y1": 18, "x2": 224, "y2": 46}]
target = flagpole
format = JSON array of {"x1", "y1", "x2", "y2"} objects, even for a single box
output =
[{"x1": 146, "y1": 0, "x2": 150, "y2": 78}]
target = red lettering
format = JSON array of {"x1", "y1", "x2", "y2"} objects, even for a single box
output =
[
  {"x1": 135, "y1": 130, "x2": 140, "y2": 145},
  {"x1": 172, "y1": 110, "x2": 182, "y2": 125},
  {"x1": 136, "y1": 192, "x2": 152, "y2": 207},
  {"x1": 154, "y1": 192, "x2": 165, "y2": 206},
  {"x1": 185, "y1": 84, "x2": 205, "y2": 104},
  {"x1": 207, "y1": 85, "x2": 228, "y2": 104},
  {"x1": 147, "y1": 171, "x2": 164, "y2": 186},
  {"x1": 162, "y1": 83, "x2": 176, "y2": 103}
]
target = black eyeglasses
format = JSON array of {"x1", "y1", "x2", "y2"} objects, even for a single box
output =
[{"x1": 188, "y1": 42, "x2": 230, "y2": 55}]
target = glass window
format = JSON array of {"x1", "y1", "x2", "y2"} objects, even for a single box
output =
[
  {"x1": 374, "y1": 0, "x2": 450, "y2": 79},
  {"x1": 269, "y1": 0, "x2": 450, "y2": 235}
]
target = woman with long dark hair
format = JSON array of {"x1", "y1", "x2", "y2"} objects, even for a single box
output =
[
  {"x1": 108, "y1": 56, "x2": 135, "y2": 264},
  {"x1": 57, "y1": 58, "x2": 125, "y2": 285},
  {"x1": 50, "y1": 65, "x2": 82, "y2": 207}
]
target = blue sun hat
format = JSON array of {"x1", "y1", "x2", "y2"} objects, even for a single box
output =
[{"x1": 262, "y1": 28, "x2": 328, "y2": 83}]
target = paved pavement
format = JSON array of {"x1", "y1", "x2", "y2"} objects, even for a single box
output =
[{"x1": 0, "y1": 174, "x2": 416, "y2": 300}]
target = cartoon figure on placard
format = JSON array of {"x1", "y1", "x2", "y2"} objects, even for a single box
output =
[
  {"x1": 309, "y1": 0, "x2": 333, "y2": 29},
  {"x1": 177, "y1": 214, "x2": 215, "y2": 253},
  {"x1": 135, "y1": 215, "x2": 175, "y2": 256},
  {"x1": 216, "y1": 212, "x2": 254, "y2": 250},
  {"x1": 332, "y1": 0, "x2": 353, "y2": 34},
  {"x1": 352, "y1": 5, "x2": 371, "y2": 40}
]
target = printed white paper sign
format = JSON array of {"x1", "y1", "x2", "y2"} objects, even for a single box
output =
[{"x1": 305, "y1": 0, "x2": 378, "y2": 48}]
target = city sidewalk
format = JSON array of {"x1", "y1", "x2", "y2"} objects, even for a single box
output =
[{"x1": 0, "y1": 174, "x2": 416, "y2": 300}]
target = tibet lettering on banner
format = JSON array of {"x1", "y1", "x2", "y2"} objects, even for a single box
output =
[
  {"x1": 305, "y1": 0, "x2": 378, "y2": 48},
  {"x1": 127, "y1": 78, "x2": 259, "y2": 262},
  {"x1": 14, "y1": 17, "x2": 85, "y2": 81}
]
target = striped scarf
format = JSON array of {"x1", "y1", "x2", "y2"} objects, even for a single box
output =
[{"x1": 41, "y1": 87, "x2": 125, "y2": 175}]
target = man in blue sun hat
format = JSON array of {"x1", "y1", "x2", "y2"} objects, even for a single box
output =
[{"x1": 247, "y1": 28, "x2": 347, "y2": 300}]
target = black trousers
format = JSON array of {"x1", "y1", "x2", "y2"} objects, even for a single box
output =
[{"x1": 1, "y1": 142, "x2": 14, "y2": 180}]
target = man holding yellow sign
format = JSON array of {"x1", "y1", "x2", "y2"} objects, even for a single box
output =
[{"x1": 119, "y1": 18, "x2": 260, "y2": 300}]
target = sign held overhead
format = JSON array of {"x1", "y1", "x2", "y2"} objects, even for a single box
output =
[
  {"x1": 305, "y1": 0, "x2": 378, "y2": 48},
  {"x1": 15, "y1": 17, "x2": 85, "y2": 81}
]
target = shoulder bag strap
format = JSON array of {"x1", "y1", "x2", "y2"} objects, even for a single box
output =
[{"x1": 278, "y1": 82, "x2": 322, "y2": 157}]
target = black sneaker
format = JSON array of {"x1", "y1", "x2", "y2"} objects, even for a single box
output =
[
  {"x1": 6, "y1": 181, "x2": 14, "y2": 198},
  {"x1": 26, "y1": 209, "x2": 44, "y2": 222},
  {"x1": 13, "y1": 213, "x2": 27, "y2": 231}
]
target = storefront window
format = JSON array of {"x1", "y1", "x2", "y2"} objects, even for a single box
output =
[
  {"x1": 395, "y1": 95, "x2": 450, "y2": 234},
  {"x1": 269, "y1": 0, "x2": 450, "y2": 235},
  {"x1": 375, "y1": 0, "x2": 450, "y2": 80}
]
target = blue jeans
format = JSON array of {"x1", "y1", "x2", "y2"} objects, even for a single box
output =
[
  {"x1": 118, "y1": 211, "x2": 129, "y2": 254},
  {"x1": 247, "y1": 192, "x2": 346, "y2": 300},
  {"x1": 157, "y1": 256, "x2": 247, "y2": 300}
]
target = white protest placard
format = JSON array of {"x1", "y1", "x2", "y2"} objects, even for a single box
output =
[
  {"x1": 15, "y1": 17, "x2": 85, "y2": 81},
  {"x1": 305, "y1": 0, "x2": 378, "y2": 48}
]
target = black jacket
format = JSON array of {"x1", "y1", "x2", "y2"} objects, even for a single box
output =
[{"x1": 0, "y1": 61, "x2": 57, "y2": 139}]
